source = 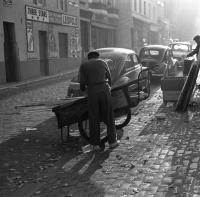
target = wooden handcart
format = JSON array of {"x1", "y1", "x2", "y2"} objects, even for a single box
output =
[{"x1": 52, "y1": 67, "x2": 150, "y2": 143}]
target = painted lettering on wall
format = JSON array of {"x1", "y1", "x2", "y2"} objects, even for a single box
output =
[{"x1": 62, "y1": 14, "x2": 78, "y2": 27}]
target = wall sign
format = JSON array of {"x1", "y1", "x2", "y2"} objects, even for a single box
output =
[
  {"x1": 62, "y1": 14, "x2": 78, "y2": 27},
  {"x1": 26, "y1": 6, "x2": 49, "y2": 22}
]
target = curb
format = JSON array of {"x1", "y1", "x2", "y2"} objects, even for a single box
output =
[{"x1": 0, "y1": 69, "x2": 78, "y2": 92}]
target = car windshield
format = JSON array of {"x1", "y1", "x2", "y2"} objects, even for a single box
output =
[
  {"x1": 139, "y1": 48, "x2": 164, "y2": 61},
  {"x1": 170, "y1": 44, "x2": 190, "y2": 51}
]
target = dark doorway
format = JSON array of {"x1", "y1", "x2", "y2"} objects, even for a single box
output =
[
  {"x1": 3, "y1": 22, "x2": 20, "y2": 82},
  {"x1": 39, "y1": 31, "x2": 49, "y2": 76},
  {"x1": 58, "y1": 33, "x2": 68, "y2": 58}
]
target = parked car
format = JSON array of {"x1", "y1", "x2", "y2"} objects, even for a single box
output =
[
  {"x1": 139, "y1": 45, "x2": 179, "y2": 79},
  {"x1": 169, "y1": 42, "x2": 192, "y2": 68},
  {"x1": 67, "y1": 47, "x2": 150, "y2": 97}
]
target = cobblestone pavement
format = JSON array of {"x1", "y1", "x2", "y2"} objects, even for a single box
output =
[{"x1": 1, "y1": 77, "x2": 200, "y2": 197}]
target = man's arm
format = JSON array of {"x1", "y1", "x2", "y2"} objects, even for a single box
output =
[
  {"x1": 79, "y1": 64, "x2": 86, "y2": 91},
  {"x1": 187, "y1": 45, "x2": 198, "y2": 57}
]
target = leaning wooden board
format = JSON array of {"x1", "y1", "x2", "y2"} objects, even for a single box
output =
[{"x1": 175, "y1": 62, "x2": 200, "y2": 112}]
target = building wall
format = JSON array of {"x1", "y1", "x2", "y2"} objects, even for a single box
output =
[
  {"x1": 116, "y1": 0, "x2": 132, "y2": 49},
  {"x1": 0, "y1": 0, "x2": 81, "y2": 84}
]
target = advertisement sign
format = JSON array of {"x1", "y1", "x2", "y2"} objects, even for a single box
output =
[
  {"x1": 62, "y1": 14, "x2": 78, "y2": 27},
  {"x1": 26, "y1": 6, "x2": 49, "y2": 23},
  {"x1": 26, "y1": 20, "x2": 34, "y2": 52}
]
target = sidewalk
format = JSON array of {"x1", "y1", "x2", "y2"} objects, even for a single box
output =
[{"x1": 0, "y1": 69, "x2": 78, "y2": 92}]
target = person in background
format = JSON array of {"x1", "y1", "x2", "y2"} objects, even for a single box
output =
[
  {"x1": 187, "y1": 35, "x2": 200, "y2": 59},
  {"x1": 79, "y1": 51, "x2": 118, "y2": 151}
]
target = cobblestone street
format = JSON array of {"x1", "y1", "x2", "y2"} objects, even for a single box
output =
[{"x1": 1, "y1": 76, "x2": 200, "y2": 197}]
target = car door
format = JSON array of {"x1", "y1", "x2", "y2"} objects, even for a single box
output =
[
  {"x1": 164, "y1": 50, "x2": 171, "y2": 70},
  {"x1": 122, "y1": 54, "x2": 141, "y2": 81},
  {"x1": 168, "y1": 49, "x2": 176, "y2": 70}
]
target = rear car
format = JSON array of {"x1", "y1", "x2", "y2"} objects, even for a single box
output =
[
  {"x1": 169, "y1": 42, "x2": 192, "y2": 68},
  {"x1": 67, "y1": 47, "x2": 149, "y2": 97},
  {"x1": 139, "y1": 45, "x2": 178, "y2": 79}
]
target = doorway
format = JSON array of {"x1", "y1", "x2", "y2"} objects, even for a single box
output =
[
  {"x1": 3, "y1": 22, "x2": 20, "y2": 82},
  {"x1": 39, "y1": 31, "x2": 49, "y2": 76}
]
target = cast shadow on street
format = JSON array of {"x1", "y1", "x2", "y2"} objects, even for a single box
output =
[
  {"x1": 39, "y1": 150, "x2": 111, "y2": 197},
  {"x1": 0, "y1": 117, "x2": 119, "y2": 197}
]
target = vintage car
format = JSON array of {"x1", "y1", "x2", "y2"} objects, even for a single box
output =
[
  {"x1": 169, "y1": 42, "x2": 192, "y2": 68},
  {"x1": 139, "y1": 45, "x2": 179, "y2": 79},
  {"x1": 67, "y1": 47, "x2": 150, "y2": 97}
]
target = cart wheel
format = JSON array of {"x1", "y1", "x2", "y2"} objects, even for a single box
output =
[
  {"x1": 78, "y1": 112, "x2": 108, "y2": 144},
  {"x1": 114, "y1": 107, "x2": 131, "y2": 129}
]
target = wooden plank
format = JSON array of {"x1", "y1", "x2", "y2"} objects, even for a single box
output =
[{"x1": 175, "y1": 62, "x2": 200, "y2": 112}]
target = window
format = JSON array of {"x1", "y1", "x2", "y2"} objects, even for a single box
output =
[
  {"x1": 153, "y1": 6, "x2": 156, "y2": 19},
  {"x1": 132, "y1": 54, "x2": 139, "y2": 65},
  {"x1": 134, "y1": 0, "x2": 137, "y2": 11},
  {"x1": 33, "y1": 0, "x2": 46, "y2": 6},
  {"x1": 144, "y1": 1, "x2": 146, "y2": 15},
  {"x1": 148, "y1": 3, "x2": 151, "y2": 18},
  {"x1": 124, "y1": 55, "x2": 133, "y2": 71},
  {"x1": 59, "y1": 33, "x2": 68, "y2": 58},
  {"x1": 57, "y1": 0, "x2": 68, "y2": 12},
  {"x1": 139, "y1": 0, "x2": 142, "y2": 13},
  {"x1": 172, "y1": 44, "x2": 190, "y2": 51}
]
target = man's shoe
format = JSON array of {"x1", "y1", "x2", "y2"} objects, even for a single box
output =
[
  {"x1": 109, "y1": 141, "x2": 119, "y2": 149},
  {"x1": 92, "y1": 145, "x2": 101, "y2": 151}
]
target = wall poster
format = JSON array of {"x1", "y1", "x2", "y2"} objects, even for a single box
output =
[
  {"x1": 48, "y1": 25, "x2": 58, "y2": 58},
  {"x1": 26, "y1": 20, "x2": 34, "y2": 52}
]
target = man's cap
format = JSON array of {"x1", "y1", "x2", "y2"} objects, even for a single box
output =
[
  {"x1": 193, "y1": 35, "x2": 200, "y2": 41},
  {"x1": 87, "y1": 51, "x2": 100, "y2": 59}
]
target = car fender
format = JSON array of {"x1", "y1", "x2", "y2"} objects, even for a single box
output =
[{"x1": 112, "y1": 76, "x2": 130, "y2": 88}]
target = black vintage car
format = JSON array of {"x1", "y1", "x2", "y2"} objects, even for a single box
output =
[
  {"x1": 67, "y1": 47, "x2": 149, "y2": 97},
  {"x1": 139, "y1": 45, "x2": 179, "y2": 79}
]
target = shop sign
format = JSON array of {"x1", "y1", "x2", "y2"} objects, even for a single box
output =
[
  {"x1": 3, "y1": 0, "x2": 12, "y2": 7},
  {"x1": 49, "y1": 11, "x2": 62, "y2": 25},
  {"x1": 26, "y1": 6, "x2": 49, "y2": 23},
  {"x1": 62, "y1": 14, "x2": 78, "y2": 27}
]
